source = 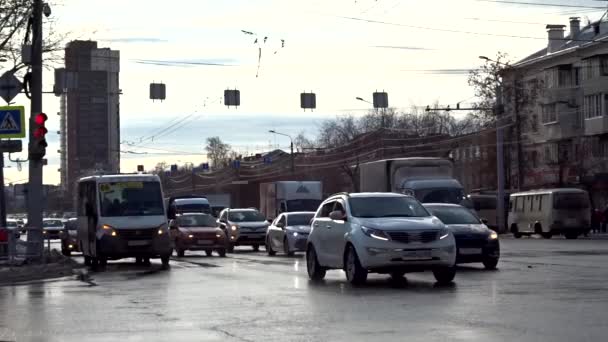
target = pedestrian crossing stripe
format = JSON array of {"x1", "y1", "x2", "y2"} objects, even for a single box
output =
[{"x1": 0, "y1": 112, "x2": 18, "y2": 130}]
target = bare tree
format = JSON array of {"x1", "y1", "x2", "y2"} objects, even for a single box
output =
[
  {"x1": 205, "y1": 136, "x2": 231, "y2": 168},
  {"x1": 294, "y1": 131, "x2": 315, "y2": 152},
  {"x1": 468, "y1": 52, "x2": 512, "y2": 126}
]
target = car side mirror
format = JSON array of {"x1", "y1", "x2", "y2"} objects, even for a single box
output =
[
  {"x1": 329, "y1": 211, "x2": 346, "y2": 221},
  {"x1": 481, "y1": 218, "x2": 489, "y2": 225},
  {"x1": 277, "y1": 222, "x2": 285, "y2": 228},
  {"x1": 169, "y1": 220, "x2": 179, "y2": 229}
]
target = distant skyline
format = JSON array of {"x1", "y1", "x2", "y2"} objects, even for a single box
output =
[{"x1": 1, "y1": 0, "x2": 606, "y2": 184}]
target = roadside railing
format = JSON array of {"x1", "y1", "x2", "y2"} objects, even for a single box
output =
[{"x1": 0, "y1": 228, "x2": 45, "y2": 265}]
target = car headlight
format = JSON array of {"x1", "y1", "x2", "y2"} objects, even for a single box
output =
[
  {"x1": 157, "y1": 225, "x2": 168, "y2": 235},
  {"x1": 231, "y1": 225, "x2": 238, "y2": 231},
  {"x1": 292, "y1": 232, "x2": 299, "y2": 237},
  {"x1": 439, "y1": 228, "x2": 450, "y2": 240},
  {"x1": 102, "y1": 224, "x2": 117, "y2": 237},
  {"x1": 488, "y1": 231, "x2": 498, "y2": 240},
  {"x1": 361, "y1": 226, "x2": 389, "y2": 241},
  {"x1": 188, "y1": 234, "x2": 194, "y2": 238}
]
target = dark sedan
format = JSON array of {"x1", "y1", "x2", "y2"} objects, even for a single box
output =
[{"x1": 424, "y1": 203, "x2": 500, "y2": 270}]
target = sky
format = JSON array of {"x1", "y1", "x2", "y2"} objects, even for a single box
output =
[{"x1": 1, "y1": 0, "x2": 606, "y2": 185}]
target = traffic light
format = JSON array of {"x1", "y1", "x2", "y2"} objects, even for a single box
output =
[{"x1": 30, "y1": 112, "x2": 48, "y2": 159}]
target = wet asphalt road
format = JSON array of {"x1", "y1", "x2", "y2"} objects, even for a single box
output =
[{"x1": 1, "y1": 237, "x2": 608, "y2": 342}]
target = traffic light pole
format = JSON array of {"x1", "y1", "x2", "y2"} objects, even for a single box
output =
[{"x1": 26, "y1": 0, "x2": 44, "y2": 258}]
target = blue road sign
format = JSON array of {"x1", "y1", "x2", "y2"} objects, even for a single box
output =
[{"x1": 0, "y1": 106, "x2": 25, "y2": 138}]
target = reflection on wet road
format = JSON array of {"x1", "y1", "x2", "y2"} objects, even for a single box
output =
[{"x1": 2, "y1": 238, "x2": 608, "y2": 342}]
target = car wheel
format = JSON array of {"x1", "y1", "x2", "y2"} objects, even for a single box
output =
[
  {"x1": 227, "y1": 244, "x2": 235, "y2": 253},
  {"x1": 252, "y1": 244, "x2": 260, "y2": 252},
  {"x1": 482, "y1": 257, "x2": 499, "y2": 270},
  {"x1": 218, "y1": 249, "x2": 227, "y2": 257},
  {"x1": 143, "y1": 258, "x2": 151, "y2": 266},
  {"x1": 565, "y1": 233, "x2": 579, "y2": 240},
  {"x1": 205, "y1": 250, "x2": 213, "y2": 257},
  {"x1": 283, "y1": 238, "x2": 294, "y2": 257},
  {"x1": 62, "y1": 247, "x2": 71, "y2": 257},
  {"x1": 161, "y1": 255, "x2": 170, "y2": 268},
  {"x1": 345, "y1": 245, "x2": 367, "y2": 285},
  {"x1": 433, "y1": 266, "x2": 456, "y2": 284},
  {"x1": 84, "y1": 256, "x2": 92, "y2": 266},
  {"x1": 306, "y1": 245, "x2": 326, "y2": 281},
  {"x1": 90, "y1": 257, "x2": 99, "y2": 271},
  {"x1": 390, "y1": 271, "x2": 406, "y2": 280},
  {"x1": 176, "y1": 249, "x2": 185, "y2": 257},
  {"x1": 541, "y1": 231, "x2": 553, "y2": 239},
  {"x1": 511, "y1": 225, "x2": 522, "y2": 239},
  {"x1": 266, "y1": 237, "x2": 276, "y2": 256},
  {"x1": 98, "y1": 257, "x2": 107, "y2": 267}
]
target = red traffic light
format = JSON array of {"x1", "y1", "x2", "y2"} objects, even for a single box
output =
[
  {"x1": 34, "y1": 127, "x2": 48, "y2": 139},
  {"x1": 35, "y1": 113, "x2": 48, "y2": 125}
]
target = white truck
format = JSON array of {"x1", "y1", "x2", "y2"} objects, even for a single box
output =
[
  {"x1": 260, "y1": 181, "x2": 323, "y2": 220},
  {"x1": 359, "y1": 158, "x2": 469, "y2": 205},
  {"x1": 206, "y1": 194, "x2": 231, "y2": 217}
]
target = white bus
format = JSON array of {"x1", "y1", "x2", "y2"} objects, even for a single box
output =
[
  {"x1": 508, "y1": 188, "x2": 591, "y2": 239},
  {"x1": 77, "y1": 174, "x2": 172, "y2": 268}
]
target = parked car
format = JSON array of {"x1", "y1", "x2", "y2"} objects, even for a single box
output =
[
  {"x1": 424, "y1": 203, "x2": 500, "y2": 270},
  {"x1": 307, "y1": 192, "x2": 457, "y2": 285},
  {"x1": 170, "y1": 213, "x2": 228, "y2": 257},
  {"x1": 6, "y1": 219, "x2": 21, "y2": 239},
  {"x1": 217, "y1": 208, "x2": 269, "y2": 252},
  {"x1": 266, "y1": 212, "x2": 315, "y2": 256},
  {"x1": 60, "y1": 218, "x2": 80, "y2": 256},
  {"x1": 42, "y1": 219, "x2": 65, "y2": 240}
]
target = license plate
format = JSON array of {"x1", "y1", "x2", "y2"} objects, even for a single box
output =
[
  {"x1": 401, "y1": 250, "x2": 432, "y2": 260},
  {"x1": 459, "y1": 248, "x2": 482, "y2": 255},
  {"x1": 197, "y1": 240, "x2": 213, "y2": 245},
  {"x1": 128, "y1": 240, "x2": 150, "y2": 246}
]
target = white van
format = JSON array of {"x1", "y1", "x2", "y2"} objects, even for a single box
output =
[
  {"x1": 77, "y1": 174, "x2": 172, "y2": 268},
  {"x1": 508, "y1": 188, "x2": 591, "y2": 239}
]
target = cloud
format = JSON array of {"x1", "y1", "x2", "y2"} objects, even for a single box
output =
[
  {"x1": 372, "y1": 45, "x2": 435, "y2": 51},
  {"x1": 99, "y1": 37, "x2": 169, "y2": 43}
]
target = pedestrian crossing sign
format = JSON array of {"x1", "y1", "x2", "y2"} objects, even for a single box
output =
[{"x1": 0, "y1": 106, "x2": 25, "y2": 138}]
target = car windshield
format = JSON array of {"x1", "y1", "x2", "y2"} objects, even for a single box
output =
[
  {"x1": 554, "y1": 193, "x2": 590, "y2": 210},
  {"x1": 175, "y1": 203, "x2": 211, "y2": 214},
  {"x1": 99, "y1": 182, "x2": 164, "y2": 217},
  {"x1": 177, "y1": 214, "x2": 217, "y2": 227},
  {"x1": 43, "y1": 220, "x2": 63, "y2": 227},
  {"x1": 286, "y1": 199, "x2": 322, "y2": 212},
  {"x1": 425, "y1": 206, "x2": 481, "y2": 225},
  {"x1": 349, "y1": 197, "x2": 430, "y2": 218},
  {"x1": 287, "y1": 213, "x2": 314, "y2": 226},
  {"x1": 229, "y1": 211, "x2": 266, "y2": 222},
  {"x1": 416, "y1": 188, "x2": 466, "y2": 204}
]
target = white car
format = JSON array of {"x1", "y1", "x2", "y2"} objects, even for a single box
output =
[
  {"x1": 307, "y1": 192, "x2": 457, "y2": 285},
  {"x1": 266, "y1": 212, "x2": 315, "y2": 256}
]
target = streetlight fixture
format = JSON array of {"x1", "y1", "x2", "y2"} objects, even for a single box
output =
[
  {"x1": 269, "y1": 130, "x2": 295, "y2": 173},
  {"x1": 356, "y1": 97, "x2": 372, "y2": 105}
]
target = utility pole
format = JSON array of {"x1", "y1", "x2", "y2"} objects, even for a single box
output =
[
  {"x1": 495, "y1": 86, "x2": 506, "y2": 235},
  {"x1": 27, "y1": 0, "x2": 44, "y2": 258},
  {"x1": 428, "y1": 101, "x2": 506, "y2": 234},
  {"x1": 0, "y1": 155, "x2": 6, "y2": 228}
]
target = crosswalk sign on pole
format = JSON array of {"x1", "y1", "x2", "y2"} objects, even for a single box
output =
[{"x1": 0, "y1": 106, "x2": 26, "y2": 138}]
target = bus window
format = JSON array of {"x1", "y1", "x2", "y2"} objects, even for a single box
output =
[
  {"x1": 553, "y1": 193, "x2": 590, "y2": 210},
  {"x1": 99, "y1": 182, "x2": 164, "y2": 217},
  {"x1": 530, "y1": 196, "x2": 534, "y2": 212}
]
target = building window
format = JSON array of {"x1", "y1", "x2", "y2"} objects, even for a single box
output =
[
  {"x1": 542, "y1": 103, "x2": 558, "y2": 123},
  {"x1": 531, "y1": 150, "x2": 538, "y2": 168},
  {"x1": 544, "y1": 144, "x2": 558, "y2": 164},
  {"x1": 601, "y1": 56, "x2": 608, "y2": 76},
  {"x1": 584, "y1": 94, "x2": 604, "y2": 119},
  {"x1": 557, "y1": 65, "x2": 573, "y2": 87}
]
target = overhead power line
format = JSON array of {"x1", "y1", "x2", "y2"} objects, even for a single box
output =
[{"x1": 475, "y1": 0, "x2": 606, "y2": 9}]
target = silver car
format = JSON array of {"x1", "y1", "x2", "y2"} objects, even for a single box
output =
[
  {"x1": 307, "y1": 192, "x2": 457, "y2": 285},
  {"x1": 266, "y1": 212, "x2": 315, "y2": 256}
]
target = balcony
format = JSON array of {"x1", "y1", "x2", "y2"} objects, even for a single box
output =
[
  {"x1": 542, "y1": 110, "x2": 582, "y2": 141},
  {"x1": 585, "y1": 115, "x2": 608, "y2": 136}
]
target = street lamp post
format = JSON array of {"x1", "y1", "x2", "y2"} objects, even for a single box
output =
[
  {"x1": 269, "y1": 130, "x2": 295, "y2": 174},
  {"x1": 356, "y1": 96, "x2": 384, "y2": 128}
]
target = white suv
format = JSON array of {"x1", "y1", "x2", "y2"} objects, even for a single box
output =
[{"x1": 306, "y1": 192, "x2": 457, "y2": 285}]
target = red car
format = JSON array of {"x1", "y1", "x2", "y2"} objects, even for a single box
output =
[{"x1": 170, "y1": 213, "x2": 228, "y2": 257}]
